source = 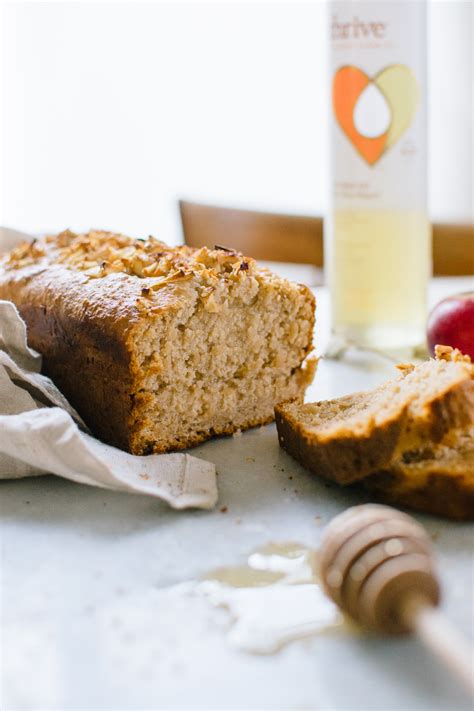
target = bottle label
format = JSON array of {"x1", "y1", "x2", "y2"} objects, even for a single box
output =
[{"x1": 330, "y1": 1, "x2": 426, "y2": 210}]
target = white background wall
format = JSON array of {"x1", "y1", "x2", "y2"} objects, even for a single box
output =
[{"x1": 1, "y1": 0, "x2": 472, "y2": 244}]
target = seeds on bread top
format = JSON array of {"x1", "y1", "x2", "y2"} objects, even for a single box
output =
[
  {"x1": 1, "y1": 229, "x2": 313, "y2": 325},
  {"x1": 3, "y1": 229, "x2": 258, "y2": 288}
]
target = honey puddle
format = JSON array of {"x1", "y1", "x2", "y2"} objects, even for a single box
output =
[{"x1": 193, "y1": 542, "x2": 345, "y2": 654}]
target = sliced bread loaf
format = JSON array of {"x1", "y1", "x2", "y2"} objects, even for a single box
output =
[
  {"x1": 275, "y1": 347, "x2": 474, "y2": 485},
  {"x1": 0, "y1": 230, "x2": 316, "y2": 453},
  {"x1": 363, "y1": 428, "x2": 474, "y2": 521}
]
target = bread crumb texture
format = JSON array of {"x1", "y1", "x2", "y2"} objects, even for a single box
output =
[{"x1": 0, "y1": 230, "x2": 316, "y2": 453}]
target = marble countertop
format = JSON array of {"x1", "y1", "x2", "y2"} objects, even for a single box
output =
[{"x1": 1, "y1": 279, "x2": 473, "y2": 710}]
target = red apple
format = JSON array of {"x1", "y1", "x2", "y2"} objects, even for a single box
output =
[{"x1": 427, "y1": 291, "x2": 474, "y2": 358}]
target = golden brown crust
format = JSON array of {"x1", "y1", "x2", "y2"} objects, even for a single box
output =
[
  {"x1": 362, "y1": 430, "x2": 474, "y2": 520},
  {"x1": 0, "y1": 230, "x2": 316, "y2": 453},
  {"x1": 0, "y1": 263, "x2": 148, "y2": 449},
  {"x1": 362, "y1": 470, "x2": 474, "y2": 521}
]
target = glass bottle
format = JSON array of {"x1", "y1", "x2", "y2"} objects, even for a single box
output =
[{"x1": 326, "y1": 0, "x2": 430, "y2": 354}]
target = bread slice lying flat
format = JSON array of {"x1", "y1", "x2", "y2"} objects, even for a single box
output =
[
  {"x1": 275, "y1": 347, "x2": 474, "y2": 485},
  {"x1": 363, "y1": 428, "x2": 474, "y2": 521}
]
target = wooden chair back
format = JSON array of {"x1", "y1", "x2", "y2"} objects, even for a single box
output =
[{"x1": 179, "y1": 200, "x2": 474, "y2": 276}]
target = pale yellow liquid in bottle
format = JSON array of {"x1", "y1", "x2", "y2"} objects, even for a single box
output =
[{"x1": 328, "y1": 209, "x2": 431, "y2": 350}]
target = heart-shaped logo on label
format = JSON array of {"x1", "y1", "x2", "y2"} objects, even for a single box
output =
[{"x1": 333, "y1": 64, "x2": 419, "y2": 165}]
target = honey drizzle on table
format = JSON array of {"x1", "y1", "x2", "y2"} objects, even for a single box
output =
[{"x1": 194, "y1": 541, "x2": 352, "y2": 654}]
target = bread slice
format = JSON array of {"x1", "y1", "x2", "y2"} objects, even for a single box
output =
[
  {"x1": 363, "y1": 428, "x2": 474, "y2": 521},
  {"x1": 275, "y1": 347, "x2": 474, "y2": 484},
  {"x1": 0, "y1": 230, "x2": 316, "y2": 454}
]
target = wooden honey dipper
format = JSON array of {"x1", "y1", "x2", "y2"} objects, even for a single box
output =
[{"x1": 319, "y1": 504, "x2": 474, "y2": 696}]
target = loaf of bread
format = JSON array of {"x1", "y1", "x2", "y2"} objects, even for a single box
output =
[
  {"x1": 363, "y1": 428, "x2": 474, "y2": 521},
  {"x1": 0, "y1": 230, "x2": 316, "y2": 453},
  {"x1": 275, "y1": 346, "x2": 474, "y2": 484}
]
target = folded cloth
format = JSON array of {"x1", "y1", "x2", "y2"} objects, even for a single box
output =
[{"x1": 0, "y1": 300, "x2": 218, "y2": 509}]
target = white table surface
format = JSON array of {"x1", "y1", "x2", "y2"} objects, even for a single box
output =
[{"x1": 1, "y1": 278, "x2": 473, "y2": 711}]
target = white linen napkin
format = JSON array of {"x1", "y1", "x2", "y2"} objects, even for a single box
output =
[{"x1": 0, "y1": 299, "x2": 218, "y2": 509}]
